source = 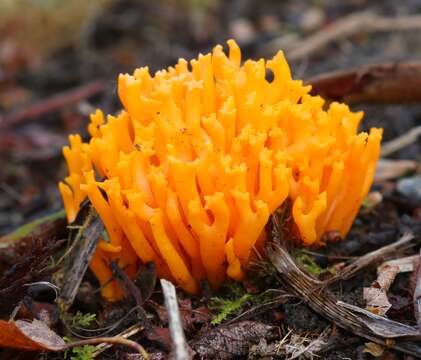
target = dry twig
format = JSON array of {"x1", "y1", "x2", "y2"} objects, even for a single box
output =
[
  {"x1": 65, "y1": 335, "x2": 148, "y2": 359},
  {"x1": 91, "y1": 324, "x2": 144, "y2": 357},
  {"x1": 381, "y1": 125, "x2": 421, "y2": 157},
  {"x1": 322, "y1": 232, "x2": 415, "y2": 288},
  {"x1": 375, "y1": 159, "x2": 417, "y2": 182},
  {"x1": 262, "y1": 11, "x2": 421, "y2": 60}
]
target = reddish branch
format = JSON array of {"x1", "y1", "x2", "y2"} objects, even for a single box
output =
[
  {"x1": 0, "y1": 80, "x2": 106, "y2": 130},
  {"x1": 307, "y1": 62, "x2": 421, "y2": 104}
]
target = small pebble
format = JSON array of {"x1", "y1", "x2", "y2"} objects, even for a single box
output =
[
  {"x1": 397, "y1": 175, "x2": 421, "y2": 204},
  {"x1": 229, "y1": 18, "x2": 256, "y2": 44},
  {"x1": 299, "y1": 7, "x2": 325, "y2": 32}
]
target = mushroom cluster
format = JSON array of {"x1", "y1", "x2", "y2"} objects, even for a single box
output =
[{"x1": 59, "y1": 40, "x2": 382, "y2": 300}]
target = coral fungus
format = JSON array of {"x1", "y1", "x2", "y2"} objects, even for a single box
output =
[{"x1": 59, "y1": 40, "x2": 382, "y2": 300}]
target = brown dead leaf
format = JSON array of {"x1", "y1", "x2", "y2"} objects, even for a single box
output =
[
  {"x1": 191, "y1": 321, "x2": 276, "y2": 359},
  {"x1": 364, "y1": 265, "x2": 400, "y2": 316},
  {"x1": 143, "y1": 326, "x2": 172, "y2": 349},
  {"x1": 0, "y1": 319, "x2": 65, "y2": 351},
  {"x1": 152, "y1": 298, "x2": 211, "y2": 332},
  {"x1": 364, "y1": 342, "x2": 384, "y2": 357}
]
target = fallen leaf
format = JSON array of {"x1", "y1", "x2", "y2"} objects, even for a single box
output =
[
  {"x1": 378, "y1": 255, "x2": 418, "y2": 274},
  {"x1": 144, "y1": 326, "x2": 172, "y2": 349},
  {"x1": 153, "y1": 298, "x2": 211, "y2": 332},
  {"x1": 0, "y1": 319, "x2": 65, "y2": 351},
  {"x1": 364, "y1": 288, "x2": 392, "y2": 316},
  {"x1": 364, "y1": 265, "x2": 400, "y2": 316},
  {"x1": 363, "y1": 342, "x2": 384, "y2": 357},
  {"x1": 191, "y1": 321, "x2": 276, "y2": 359}
]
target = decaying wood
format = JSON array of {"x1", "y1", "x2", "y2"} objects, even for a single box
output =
[
  {"x1": 322, "y1": 232, "x2": 415, "y2": 288},
  {"x1": 160, "y1": 279, "x2": 191, "y2": 360},
  {"x1": 381, "y1": 125, "x2": 421, "y2": 157},
  {"x1": 308, "y1": 62, "x2": 421, "y2": 104},
  {"x1": 55, "y1": 206, "x2": 104, "y2": 312}
]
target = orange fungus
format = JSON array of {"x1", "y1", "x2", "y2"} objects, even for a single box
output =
[{"x1": 59, "y1": 40, "x2": 382, "y2": 300}]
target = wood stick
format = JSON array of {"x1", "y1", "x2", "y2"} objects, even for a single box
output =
[
  {"x1": 263, "y1": 12, "x2": 421, "y2": 61},
  {"x1": 322, "y1": 232, "x2": 415, "y2": 288},
  {"x1": 160, "y1": 279, "x2": 190, "y2": 360}
]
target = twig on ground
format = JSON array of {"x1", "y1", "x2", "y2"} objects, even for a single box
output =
[
  {"x1": 381, "y1": 125, "x2": 421, "y2": 157},
  {"x1": 375, "y1": 159, "x2": 417, "y2": 182},
  {"x1": 308, "y1": 62, "x2": 421, "y2": 104},
  {"x1": 91, "y1": 324, "x2": 144, "y2": 357},
  {"x1": 160, "y1": 279, "x2": 191, "y2": 360},
  {"x1": 0, "y1": 80, "x2": 106, "y2": 129},
  {"x1": 261, "y1": 11, "x2": 421, "y2": 60},
  {"x1": 65, "y1": 335, "x2": 148, "y2": 359},
  {"x1": 322, "y1": 232, "x2": 415, "y2": 288},
  {"x1": 226, "y1": 293, "x2": 291, "y2": 325}
]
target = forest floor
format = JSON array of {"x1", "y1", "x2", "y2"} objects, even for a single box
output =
[{"x1": 0, "y1": 0, "x2": 420, "y2": 359}]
